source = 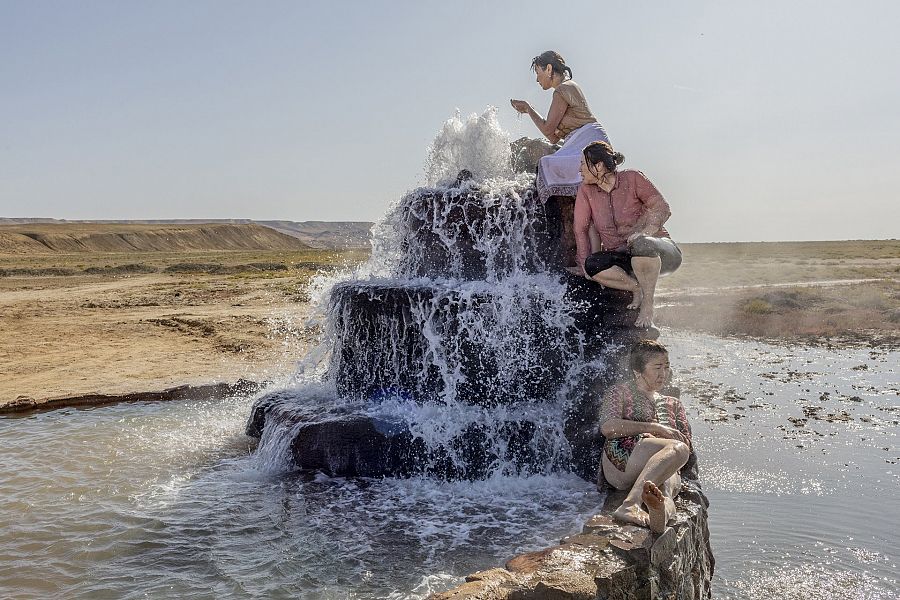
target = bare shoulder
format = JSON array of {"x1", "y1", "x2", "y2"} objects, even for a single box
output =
[{"x1": 556, "y1": 80, "x2": 584, "y2": 100}]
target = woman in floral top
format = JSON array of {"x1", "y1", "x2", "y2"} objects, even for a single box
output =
[{"x1": 599, "y1": 340, "x2": 692, "y2": 533}]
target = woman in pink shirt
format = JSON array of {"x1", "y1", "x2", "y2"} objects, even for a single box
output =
[{"x1": 574, "y1": 141, "x2": 682, "y2": 328}]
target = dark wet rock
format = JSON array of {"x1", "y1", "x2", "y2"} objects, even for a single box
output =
[
  {"x1": 328, "y1": 282, "x2": 570, "y2": 406},
  {"x1": 327, "y1": 277, "x2": 640, "y2": 409},
  {"x1": 246, "y1": 174, "x2": 650, "y2": 479},
  {"x1": 392, "y1": 180, "x2": 550, "y2": 280},
  {"x1": 541, "y1": 196, "x2": 578, "y2": 269},
  {"x1": 1, "y1": 379, "x2": 261, "y2": 415},
  {"x1": 249, "y1": 387, "x2": 606, "y2": 479},
  {"x1": 510, "y1": 137, "x2": 555, "y2": 174}
]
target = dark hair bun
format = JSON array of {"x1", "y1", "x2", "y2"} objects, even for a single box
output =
[
  {"x1": 583, "y1": 141, "x2": 625, "y2": 172},
  {"x1": 532, "y1": 50, "x2": 572, "y2": 81}
]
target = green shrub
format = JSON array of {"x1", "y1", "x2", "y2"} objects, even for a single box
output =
[{"x1": 742, "y1": 298, "x2": 775, "y2": 315}]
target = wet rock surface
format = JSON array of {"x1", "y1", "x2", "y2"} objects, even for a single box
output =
[
  {"x1": 510, "y1": 137, "x2": 556, "y2": 174},
  {"x1": 392, "y1": 181, "x2": 550, "y2": 280},
  {"x1": 327, "y1": 275, "x2": 641, "y2": 407},
  {"x1": 3, "y1": 379, "x2": 261, "y2": 415},
  {"x1": 247, "y1": 171, "x2": 650, "y2": 479},
  {"x1": 429, "y1": 474, "x2": 713, "y2": 600}
]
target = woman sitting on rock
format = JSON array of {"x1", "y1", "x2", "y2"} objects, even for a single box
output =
[
  {"x1": 510, "y1": 50, "x2": 610, "y2": 203},
  {"x1": 599, "y1": 340, "x2": 692, "y2": 533},
  {"x1": 575, "y1": 141, "x2": 681, "y2": 329}
]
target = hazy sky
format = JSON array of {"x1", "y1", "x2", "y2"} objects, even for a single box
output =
[{"x1": 2, "y1": 1, "x2": 898, "y2": 242}]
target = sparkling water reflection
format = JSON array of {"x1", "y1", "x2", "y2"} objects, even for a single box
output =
[{"x1": 667, "y1": 329, "x2": 899, "y2": 599}]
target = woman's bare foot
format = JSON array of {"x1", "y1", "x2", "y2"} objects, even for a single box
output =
[
  {"x1": 641, "y1": 481, "x2": 667, "y2": 534},
  {"x1": 612, "y1": 502, "x2": 649, "y2": 527},
  {"x1": 627, "y1": 287, "x2": 643, "y2": 310},
  {"x1": 635, "y1": 302, "x2": 654, "y2": 328}
]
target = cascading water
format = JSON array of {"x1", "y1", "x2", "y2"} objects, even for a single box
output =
[{"x1": 249, "y1": 107, "x2": 641, "y2": 480}]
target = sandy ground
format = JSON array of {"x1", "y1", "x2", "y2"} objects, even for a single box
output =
[
  {"x1": 1, "y1": 239, "x2": 897, "y2": 411},
  {"x1": 0, "y1": 272, "x2": 320, "y2": 409}
]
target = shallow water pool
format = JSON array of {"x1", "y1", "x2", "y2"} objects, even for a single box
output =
[
  {"x1": 0, "y1": 394, "x2": 597, "y2": 599},
  {"x1": 1, "y1": 329, "x2": 896, "y2": 598}
]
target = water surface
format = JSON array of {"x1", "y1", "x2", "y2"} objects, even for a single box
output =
[
  {"x1": 1, "y1": 330, "x2": 897, "y2": 598},
  {"x1": 668, "y1": 331, "x2": 898, "y2": 599},
  {"x1": 0, "y1": 395, "x2": 597, "y2": 599}
]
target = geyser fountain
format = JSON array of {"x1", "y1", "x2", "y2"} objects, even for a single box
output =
[{"x1": 247, "y1": 108, "x2": 645, "y2": 481}]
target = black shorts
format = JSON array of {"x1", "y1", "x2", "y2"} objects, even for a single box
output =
[{"x1": 584, "y1": 236, "x2": 682, "y2": 277}]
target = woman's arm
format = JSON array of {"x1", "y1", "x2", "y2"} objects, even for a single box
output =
[
  {"x1": 511, "y1": 93, "x2": 568, "y2": 143},
  {"x1": 628, "y1": 172, "x2": 672, "y2": 239},
  {"x1": 574, "y1": 186, "x2": 593, "y2": 277},
  {"x1": 601, "y1": 418, "x2": 688, "y2": 444}
]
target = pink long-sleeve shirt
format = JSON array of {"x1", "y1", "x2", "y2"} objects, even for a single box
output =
[{"x1": 574, "y1": 169, "x2": 672, "y2": 270}]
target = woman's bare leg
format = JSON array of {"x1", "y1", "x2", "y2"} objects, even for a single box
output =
[
  {"x1": 631, "y1": 255, "x2": 662, "y2": 328},
  {"x1": 605, "y1": 438, "x2": 690, "y2": 527},
  {"x1": 590, "y1": 266, "x2": 643, "y2": 309}
]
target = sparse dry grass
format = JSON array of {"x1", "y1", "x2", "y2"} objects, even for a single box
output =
[
  {"x1": 653, "y1": 240, "x2": 900, "y2": 346},
  {"x1": 657, "y1": 279, "x2": 899, "y2": 347},
  {"x1": 0, "y1": 248, "x2": 369, "y2": 275},
  {"x1": 659, "y1": 240, "x2": 900, "y2": 290}
]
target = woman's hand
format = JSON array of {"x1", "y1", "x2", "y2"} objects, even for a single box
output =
[
  {"x1": 510, "y1": 99, "x2": 531, "y2": 114},
  {"x1": 648, "y1": 423, "x2": 687, "y2": 444}
]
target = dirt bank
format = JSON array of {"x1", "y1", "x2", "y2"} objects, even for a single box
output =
[
  {"x1": 0, "y1": 244, "x2": 367, "y2": 411},
  {"x1": 0, "y1": 222, "x2": 311, "y2": 255},
  {"x1": 655, "y1": 279, "x2": 900, "y2": 348},
  {"x1": 0, "y1": 272, "x2": 309, "y2": 409}
]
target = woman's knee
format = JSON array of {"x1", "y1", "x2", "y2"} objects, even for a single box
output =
[
  {"x1": 671, "y1": 441, "x2": 690, "y2": 464},
  {"x1": 629, "y1": 235, "x2": 660, "y2": 257},
  {"x1": 644, "y1": 437, "x2": 689, "y2": 463},
  {"x1": 660, "y1": 247, "x2": 682, "y2": 275}
]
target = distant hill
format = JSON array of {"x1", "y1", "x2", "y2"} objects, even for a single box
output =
[
  {"x1": 258, "y1": 220, "x2": 372, "y2": 249},
  {"x1": 0, "y1": 222, "x2": 311, "y2": 254},
  {"x1": 0, "y1": 218, "x2": 373, "y2": 250}
]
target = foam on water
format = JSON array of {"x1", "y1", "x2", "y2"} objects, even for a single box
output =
[{"x1": 1, "y1": 392, "x2": 603, "y2": 600}]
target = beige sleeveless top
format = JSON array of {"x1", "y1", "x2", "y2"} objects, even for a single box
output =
[{"x1": 553, "y1": 80, "x2": 597, "y2": 139}]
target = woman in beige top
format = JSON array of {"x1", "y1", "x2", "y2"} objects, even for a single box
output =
[{"x1": 511, "y1": 51, "x2": 611, "y2": 202}]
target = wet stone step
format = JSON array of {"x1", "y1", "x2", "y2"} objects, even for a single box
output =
[{"x1": 327, "y1": 278, "x2": 640, "y2": 406}]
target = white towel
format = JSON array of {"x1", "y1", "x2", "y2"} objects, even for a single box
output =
[{"x1": 536, "y1": 123, "x2": 610, "y2": 203}]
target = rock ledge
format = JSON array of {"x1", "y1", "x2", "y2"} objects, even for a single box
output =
[{"x1": 429, "y1": 477, "x2": 713, "y2": 600}]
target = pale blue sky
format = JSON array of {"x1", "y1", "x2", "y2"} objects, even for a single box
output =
[{"x1": 2, "y1": 1, "x2": 898, "y2": 241}]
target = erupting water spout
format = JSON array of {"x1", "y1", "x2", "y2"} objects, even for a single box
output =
[{"x1": 248, "y1": 108, "x2": 644, "y2": 480}]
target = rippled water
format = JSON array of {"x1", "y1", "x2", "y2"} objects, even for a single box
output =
[
  {"x1": 0, "y1": 395, "x2": 597, "y2": 599},
  {"x1": 1, "y1": 330, "x2": 897, "y2": 599}
]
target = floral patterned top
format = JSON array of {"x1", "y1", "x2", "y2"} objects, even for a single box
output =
[{"x1": 599, "y1": 380, "x2": 692, "y2": 472}]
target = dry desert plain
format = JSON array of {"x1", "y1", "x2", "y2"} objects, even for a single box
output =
[{"x1": 0, "y1": 223, "x2": 897, "y2": 412}]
